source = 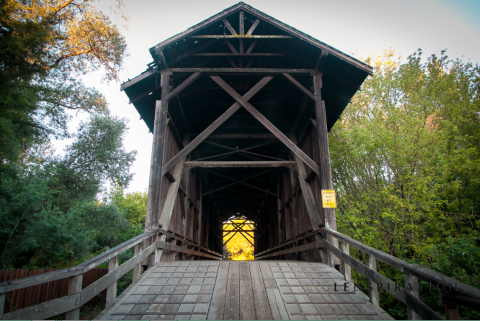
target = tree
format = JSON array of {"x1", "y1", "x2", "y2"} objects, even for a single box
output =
[
  {"x1": 0, "y1": 112, "x2": 136, "y2": 268},
  {"x1": 329, "y1": 49, "x2": 480, "y2": 318},
  {"x1": 0, "y1": 0, "x2": 127, "y2": 169}
]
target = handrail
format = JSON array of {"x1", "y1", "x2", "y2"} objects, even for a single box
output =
[
  {"x1": 0, "y1": 227, "x2": 221, "y2": 320},
  {"x1": 321, "y1": 227, "x2": 480, "y2": 320},
  {"x1": 158, "y1": 229, "x2": 222, "y2": 257},
  {"x1": 321, "y1": 227, "x2": 480, "y2": 300},
  {"x1": 255, "y1": 228, "x2": 321, "y2": 258},
  {"x1": 0, "y1": 228, "x2": 159, "y2": 294}
]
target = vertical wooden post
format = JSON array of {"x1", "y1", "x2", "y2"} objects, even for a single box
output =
[
  {"x1": 145, "y1": 101, "x2": 161, "y2": 231},
  {"x1": 313, "y1": 72, "x2": 338, "y2": 267},
  {"x1": 106, "y1": 256, "x2": 119, "y2": 309},
  {"x1": 404, "y1": 273, "x2": 420, "y2": 320},
  {"x1": 443, "y1": 301, "x2": 460, "y2": 320},
  {"x1": 0, "y1": 293, "x2": 5, "y2": 315},
  {"x1": 197, "y1": 183, "x2": 203, "y2": 245},
  {"x1": 152, "y1": 70, "x2": 172, "y2": 228},
  {"x1": 341, "y1": 242, "x2": 351, "y2": 282},
  {"x1": 132, "y1": 243, "x2": 142, "y2": 283},
  {"x1": 148, "y1": 233, "x2": 158, "y2": 267},
  {"x1": 366, "y1": 254, "x2": 379, "y2": 307},
  {"x1": 65, "y1": 274, "x2": 83, "y2": 319}
]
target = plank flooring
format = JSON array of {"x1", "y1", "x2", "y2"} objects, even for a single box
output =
[{"x1": 97, "y1": 261, "x2": 393, "y2": 320}]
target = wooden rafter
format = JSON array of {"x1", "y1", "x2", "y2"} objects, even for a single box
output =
[{"x1": 191, "y1": 35, "x2": 292, "y2": 39}]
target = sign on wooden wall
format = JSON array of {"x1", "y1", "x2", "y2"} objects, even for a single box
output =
[{"x1": 321, "y1": 190, "x2": 337, "y2": 208}]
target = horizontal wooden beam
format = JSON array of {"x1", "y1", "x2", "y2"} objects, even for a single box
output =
[
  {"x1": 191, "y1": 35, "x2": 292, "y2": 39},
  {"x1": 185, "y1": 161, "x2": 295, "y2": 168},
  {"x1": 167, "y1": 68, "x2": 314, "y2": 74},
  {"x1": 193, "y1": 133, "x2": 276, "y2": 139},
  {"x1": 192, "y1": 53, "x2": 285, "y2": 56},
  {"x1": 157, "y1": 240, "x2": 221, "y2": 260},
  {"x1": 256, "y1": 240, "x2": 324, "y2": 260}
]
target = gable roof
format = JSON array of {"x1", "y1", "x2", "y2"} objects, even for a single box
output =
[{"x1": 149, "y1": 2, "x2": 372, "y2": 75}]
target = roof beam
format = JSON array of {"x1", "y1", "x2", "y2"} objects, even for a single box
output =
[
  {"x1": 191, "y1": 35, "x2": 292, "y2": 39},
  {"x1": 185, "y1": 160, "x2": 295, "y2": 169},
  {"x1": 222, "y1": 19, "x2": 238, "y2": 36},
  {"x1": 168, "y1": 68, "x2": 314, "y2": 74},
  {"x1": 247, "y1": 19, "x2": 260, "y2": 35},
  {"x1": 282, "y1": 73, "x2": 315, "y2": 100},
  {"x1": 192, "y1": 53, "x2": 284, "y2": 56}
]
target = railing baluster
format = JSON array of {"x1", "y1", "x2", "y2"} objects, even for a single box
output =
[
  {"x1": 65, "y1": 274, "x2": 83, "y2": 319},
  {"x1": 341, "y1": 241, "x2": 351, "y2": 282},
  {"x1": 0, "y1": 292, "x2": 6, "y2": 315},
  {"x1": 366, "y1": 254, "x2": 379, "y2": 307},
  {"x1": 404, "y1": 272, "x2": 421, "y2": 320},
  {"x1": 106, "y1": 255, "x2": 119, "y2": 308},
  {"x1": 148, "y1": 233, "x2": 158, "y2": 268},
  {"x1": 132, "y1": 243, "x2": 142, "y2": 283}
]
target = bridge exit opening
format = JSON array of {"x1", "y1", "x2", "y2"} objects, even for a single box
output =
[{"x1": 222, "y1": 216, "x2": 254, "y2": 260}]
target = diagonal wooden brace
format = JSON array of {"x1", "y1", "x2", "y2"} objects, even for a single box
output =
[
  {"x1": 162, "y1": 76, "x2": 273, "y2": 175},
  {"x1": 210, "y1": 76, "x2": 320, "y2": 175}
]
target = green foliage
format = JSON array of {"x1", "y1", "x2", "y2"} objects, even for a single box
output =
[
  {"x1": 330, "y1": 49, "x2": 480, "y2": 318},
  {"x1": 0, "y1": 112, "x2": 137, "y2": 268},
  {"x1": 0, "y1": 0, "x2": 127, "y2": 169}
]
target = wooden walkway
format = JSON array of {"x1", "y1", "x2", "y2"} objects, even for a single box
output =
[{"x1": 97, "y1": 261, "x2": 392, "y2": 320}]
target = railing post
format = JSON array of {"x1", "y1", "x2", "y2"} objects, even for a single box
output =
[
  {"x1": 0, "y1": 292, "x2": 6, "y2": 315},
  {"x1": 106, "y1": 255, "x2": 119, "y2": 309},
  {"x1": 148, "y1": 234, "x2": 158, "y2": 268},
  {"x1": 366, "y1": 254, "x2": 379, "y2": 307},
  {"x1": 65, "y1": 274, "x2": 83, "y2": 319},
  {"x1": 341, "y1": 241, "x2": 351, "y2": 282},
  {"x1": 404, "y1": 272, "x2": 420, "y2": 320},
  {"x1": 132, "y1": 243, "x2": 142, "y2": 283},
  {"x1": 442, "y1": 300, "x2": 460, "y2": 320}
]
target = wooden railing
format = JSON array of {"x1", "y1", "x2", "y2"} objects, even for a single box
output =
[
  {"x1": 255, "y1": 227, "x2": 480, "y2": 320},
  {"x1": 0, "y1": 228, "x2": 221, "y2": 320}
]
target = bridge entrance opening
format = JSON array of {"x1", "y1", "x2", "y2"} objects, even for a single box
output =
[{"x1": 222, "y1": 216, "x2": 254, "y2": 260}]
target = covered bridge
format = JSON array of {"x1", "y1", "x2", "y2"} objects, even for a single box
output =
[{"x1": 1, "y1": 3, "x2": 479, "y2": 320}]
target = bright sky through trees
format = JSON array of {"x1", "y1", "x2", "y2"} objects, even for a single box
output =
[{"x1": 78, "y1": 0, "x2": 480, "y2": 193}]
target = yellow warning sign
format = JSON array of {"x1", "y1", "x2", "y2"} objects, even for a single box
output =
[{"x1": 321, "y1": 190, "x2": 337, "y2": 208}]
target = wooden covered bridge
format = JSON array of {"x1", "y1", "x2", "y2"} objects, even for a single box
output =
[{"x1": 1, "y1": 3, "x2": 480, "y2": 320}]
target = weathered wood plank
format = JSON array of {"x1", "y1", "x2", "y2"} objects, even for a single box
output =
[
  {"x1": 156, "y1": 241, "x2": 220, "y2": 260},
  {"x1": 185, "y1": 160, "x2": 295, "y2": 169},
  {"x1": 238, "y1": 263, "x2": 255, "y2": 320},
  {"x1": 257, "y1": 241, "x2": 324, "y2": 260},
  {"x1": 247, "y1": 19, "x2": 260, "y2": 35},
  {"x1": 64, "y1": 274, "x2": 83, "y2": 320},
  {"x1": 249, "y1": 262, "x2": 273, "y2": 320},
  {"x1": 168, "y1": 68, "x2": 313, "y2": 74},
  {"x1": 224, "y1": 263, "x2": 240, "y2": 320},
  {"x1": 106, "y1": 256, "x2": 119, "y2": 308},
  {"x1": 222, "y1": 19, "x2": 237, "y2": 36},
  {"x1": 207, "y1": 262, "x2": 229, "y2": 320}
]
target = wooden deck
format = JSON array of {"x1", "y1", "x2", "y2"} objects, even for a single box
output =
[{"x1": 97, "y1": 261, "x2": 392, "y2": 320}]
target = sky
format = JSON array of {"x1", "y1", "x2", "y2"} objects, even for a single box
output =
[{"x1": 77, "y1": 0, "x2": 480, "y2": 193}]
